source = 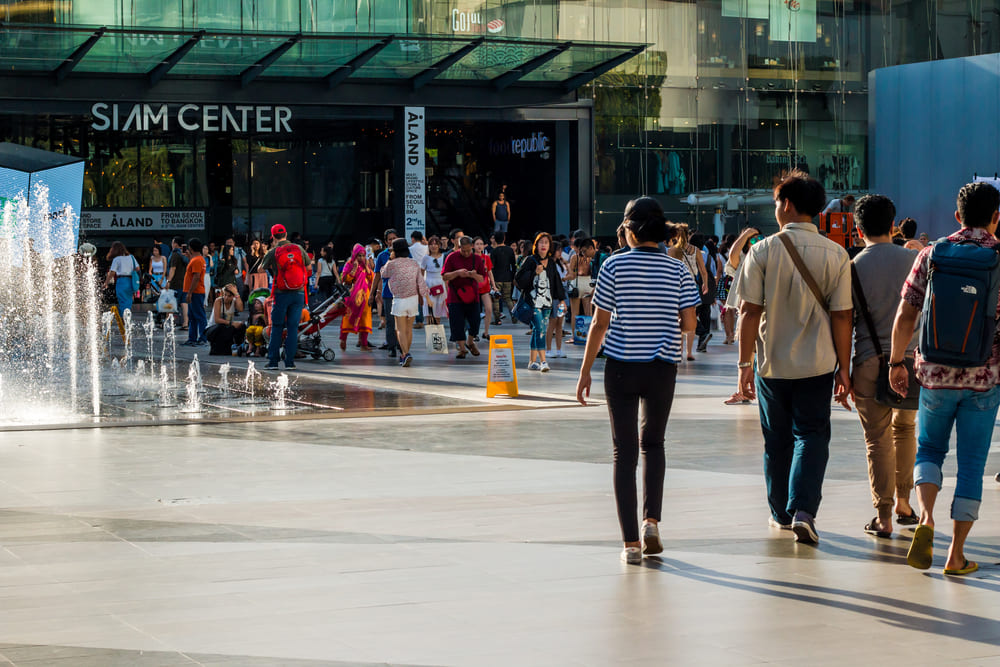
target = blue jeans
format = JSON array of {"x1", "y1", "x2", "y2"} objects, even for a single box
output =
[
  {"x1": 115, "y1": 276, "x2": 134, "y2": 314},
  {"x1": 915, "y1": 385, "x2": 1000, "y2": 521},
  {"x1": 187, "y1": 294, "x2": 207, "y2": 343},
  {"x1": 756, "y1": 372, "x2": 834, "y2": 522},
  {"x1": 530, "y1": 307, "x2": 551, "y2": 351},
  {"x1": 268, "y1": 290, "x2": 305, "y2": 368}
]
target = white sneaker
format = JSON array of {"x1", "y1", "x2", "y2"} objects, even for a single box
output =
[
  {"x1": 621, "y1": 546, "x2": 642, "y2": 564},
  {"x1": 527, "y1": 362, "x2": 541, "y2": 371},
  {"x1": 539, "y1": 361, "x2": 550, "y2": 372},
  {"x1": 553, "y1": 349, "x2": 566, "y2": 358},
  {"x1": 641, "y1": 522, "x2": 663, "y2": 555}
]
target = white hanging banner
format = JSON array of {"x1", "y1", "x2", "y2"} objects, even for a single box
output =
[{"x1": 403, "y1": 107, "x2": 426, "y2": 237}]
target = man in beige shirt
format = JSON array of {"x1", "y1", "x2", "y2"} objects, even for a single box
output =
[{"x1": 733, "y1": 171, "x2": 853, "y2": 545}]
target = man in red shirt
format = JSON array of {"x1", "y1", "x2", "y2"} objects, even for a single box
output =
[
  {"x1": 182, "y1": 238, "x2": 208, "y2": 346},
  {"x1": 442, "y1": 236, "x2": 486, "y2": 358}
]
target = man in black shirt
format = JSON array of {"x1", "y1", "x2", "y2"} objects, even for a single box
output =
[
  {"x1": 490, "y1": 231, "x2": 516, "y2": 324},
  {"x1": 166, "y1": 236, "x2": 189, "y2": 328}
]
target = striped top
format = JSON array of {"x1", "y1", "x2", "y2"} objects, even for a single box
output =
[{"x1": 592, "y1": 247, "x2": 701, "y2": 363}]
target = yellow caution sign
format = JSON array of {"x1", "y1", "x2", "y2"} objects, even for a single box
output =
[{"x1": 486, "y1": 334, "x2": 518, "y2": 398}]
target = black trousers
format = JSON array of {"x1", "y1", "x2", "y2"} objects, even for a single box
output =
[
  {"x1": 695, "y1": 300, "x2": 712, "y2": 337},
  {"x1": 604, "y1": 358, "x2": 678, "y2": 543}
]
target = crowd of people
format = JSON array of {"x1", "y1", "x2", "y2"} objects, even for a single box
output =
[
  {"x1": 576, "y1": 173, "x2": 997, "y2": 577},
  {"x1": 94, "y1": 175, "x2": 993, "y2": 576}
]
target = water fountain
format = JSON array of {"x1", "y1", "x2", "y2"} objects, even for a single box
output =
[{"x1": 0, "y1": 182, "x2": 325, "y2": 428}]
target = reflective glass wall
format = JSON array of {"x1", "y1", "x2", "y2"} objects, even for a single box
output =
[{"x1": 6, "y1": 0, "x2": 1000, "y2": 234}]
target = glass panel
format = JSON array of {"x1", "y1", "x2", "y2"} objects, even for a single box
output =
[
  {"x1": 353, "y1": 38, "x2": 473, "y2": 79},
  {"x1": 74, "y1": 32, "x2": 189, "y2": 74},
  {"x1": 306, "y1": 142, "x2": 357, "y2": 207},
  {"x1": 267, "y1": 38, "x2": 383, "y2": 78},
  {"x1": 521, "y1": 45, "x2": 635, "y2": 82},
  {"x1": 0, "y1": 26, "x2": 94, "y2": 71},
  {"x1": 438, "y1": 41, "x2": 556, "y2": 81},
  {"x1": 140, "y1": 138, "x2": 207, "y2": 207},
  {"x1": 170, "y1": 34, "x2": 292, "y2": 76},
  {"x1": 251, "y1": 141, "x2": 303, "y2": 207}
]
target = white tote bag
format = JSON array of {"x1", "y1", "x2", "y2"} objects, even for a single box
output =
[{"x1": 425, "y1": 323, "x2": 449, "y2": 355}]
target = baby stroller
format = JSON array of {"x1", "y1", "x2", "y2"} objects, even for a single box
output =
[
  {"x1": 297, "y1": 283, "x2": 350, "y2": 361},
  {"x1": 260, "y1": 283, "x2": 349, "y2": 362}
]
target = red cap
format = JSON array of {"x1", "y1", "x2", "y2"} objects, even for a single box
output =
[{"x1": 271, "y1": 224, "x2": 286, "y2": 237}]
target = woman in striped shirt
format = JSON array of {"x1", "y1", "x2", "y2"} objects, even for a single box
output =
[{"x1": 575, "y1": 197, "x2": 701, "y2": 564}]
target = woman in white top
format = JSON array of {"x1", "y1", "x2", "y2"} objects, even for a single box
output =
[
  {"x1": 666, "y1": 224, "x2": 708, "y2": 361},
  {"x1": 104, "y1": 241, "x2": 138, "y2": 314},
  {"x1": 149, "y1": 245, "x2": 167, "y2": 292},
  {"x1": 315, "y1": 245, "x2": 339, "y2": 304},
  {"x1": 419, "y1": 235, "x2": 447, "y2": 324}
]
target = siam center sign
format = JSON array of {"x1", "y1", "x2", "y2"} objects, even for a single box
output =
[{"x1": 90, "y1": 103, "x2": 293, "y2": 133}]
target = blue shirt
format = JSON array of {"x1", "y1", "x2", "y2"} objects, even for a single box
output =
[
  {"x1": 375, "y1": 249, "x2": 393, "y2": 298},
  {"x1": 592, "y1": 247, "x2": 701, "y2": 363}
]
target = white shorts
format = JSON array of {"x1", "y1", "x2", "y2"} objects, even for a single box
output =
[{"x1": 391, "y1": 295, "x2": 420, "y2": 317}]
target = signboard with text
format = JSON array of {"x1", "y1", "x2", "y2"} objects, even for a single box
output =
[
  {"x1": 403, "y1": 107, "x2": 426, "y2": 236},
  {"x1": 80, "y1": 210, "x2": 205, "y2": 233}
]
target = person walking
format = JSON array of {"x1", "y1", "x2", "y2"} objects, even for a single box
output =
[
  {"x1": 667, "y1": 224, "x2": 709, "y2": 361},
  {"x1": 215, "y1": 244, "x2": 239, "y2": 288},
  {"x1": 489, "y1": 231, "x2": 516, "y2": 325},
  {"x1": 515, "y1": 232, "x2": 565, "y2": 372},
  {"x1": 314, "y1": 245, "x2": 339, "y2": 305},
  {"x1": 575, "y1": 197, "x2": 700, "y2": 564},
  {"x1": 441, "y1": 236, "x2": 486, "y2": 359},
  {"x1": 372, "y1": 228, "x2": 400, "y2": 358},
  {"x1": 732, "y1": 171, "x2": 853, "y2": 545},
  {"x1": 420, "y1": 236, "x2": 448, "y2": 324},
  {"x1": 182, "y1": 238, "x2": 208, "y2": 346},
  {"x1": 340, "y1": 243, "x2": 375, "y2": 351},
  {"x1": 850, "y1": 194, "x2": 919, "y2": 538},
  {"x1": 473, "y1": 237, "x2": 497, "y2": 340},
  {"x1": 260, "y1": 224, "x2": 311, "y2": 370},
  {"x1": 104, "y1": 241, "x2": 139, "y2": 315},
  {"x1": 166, "y1": 236, "x2": 189, "y2": 328},
  {"x1": 380, "y1": 239, "x2": 429, "y2": 367},
  {"x1": 890, "y1": 181, "x2": 1000, "y2": 576}
]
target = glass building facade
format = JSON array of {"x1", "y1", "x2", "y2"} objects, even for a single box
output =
[{"x1": 2, "y1": 0, "x2": 998, "y2": 242}]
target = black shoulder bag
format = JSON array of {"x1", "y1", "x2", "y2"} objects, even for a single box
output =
[{"x1": 850, "y1": 263, "x2": 920, "y2": 410}]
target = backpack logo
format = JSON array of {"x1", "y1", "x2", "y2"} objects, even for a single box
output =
[{"x1": 961, "y1": 285, "x2": 978, "y2": 295}]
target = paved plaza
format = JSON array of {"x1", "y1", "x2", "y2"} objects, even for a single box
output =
[{"x1": 2, "y1": 325, "x2": 1000, "y2": 666}]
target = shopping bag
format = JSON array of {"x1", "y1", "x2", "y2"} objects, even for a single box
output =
[
  {"x1": 157, "y1": 288, "x2": 178, "y2": 313},
  {"x1": 425, "y1": 323, "x2": 449, "y2": 354},
  {"x1": 573, "y1": 315, "x2": 591, "y2": 345}
]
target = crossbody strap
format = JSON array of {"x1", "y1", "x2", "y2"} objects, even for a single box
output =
[
  {"x1": 849, "y1": 262, "x2": 884, "y2": 359},
  {"x1": 777, "y1": 232, "x2": 828, "y2": 314}
]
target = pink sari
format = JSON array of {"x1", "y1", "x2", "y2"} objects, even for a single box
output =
[{"x1": 340, "y1": 244, "x2": 373, "y2": 335}]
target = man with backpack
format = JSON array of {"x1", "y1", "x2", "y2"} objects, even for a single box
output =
[
  {"x1": 733, "y1": 171, "x2": 853, "y2": 545},
  {"x1": 260, "y1": 224, "x2": 311, "y2": 371},
  {"x1": 889, "y1": 181, "x2": 1000, "y2": 576}
]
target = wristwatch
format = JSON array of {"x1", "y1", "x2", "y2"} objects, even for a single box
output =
[
  {"x1": 738, "y1": 361, "x2": 753, "y2": 369},
  {"x1": 888, "y1": 360, "x2": 906, "y2": 368}
]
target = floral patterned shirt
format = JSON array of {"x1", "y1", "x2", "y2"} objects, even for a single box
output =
[{"x1": 900, "y1": 227, "x2": 1000, "y2": 391}]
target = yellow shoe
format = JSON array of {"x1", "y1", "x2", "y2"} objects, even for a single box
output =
[
  {"x1": 943, "y1": 559, "x2": 979, "y2": 576},
  {"x1": 906, "y1": 524, "x2": 934, "y2": 570}
]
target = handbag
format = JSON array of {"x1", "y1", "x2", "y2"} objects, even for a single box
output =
[
  {"x1": 851, "y1": 264, "x2": 920, "y2": 410},
  {"x1": 429, "y1": 284, "x2": 445, "y2": 297},
  {"x1": 425, "y1": 323, "x2": 449, "y2": 354},
  {"x1": 513, "y1": 292, "x2": 533, "y2": 325},
  {"x1": 566, "y1": 281, "x2": 579, "y2": 298},
  {"x1": 130, "y1": 256, "x2": 141, "y2": 288}
]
